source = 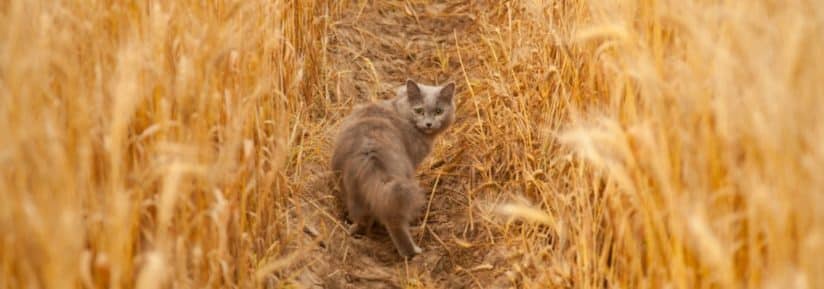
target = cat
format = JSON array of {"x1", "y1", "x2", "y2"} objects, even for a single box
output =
[{"x1": 330, "y1": 79, "x2": 456, "y2": 258}]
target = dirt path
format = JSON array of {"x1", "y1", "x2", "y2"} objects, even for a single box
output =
[{"x1": 291, "y1": 2, "x2": 511, "y2": 289}]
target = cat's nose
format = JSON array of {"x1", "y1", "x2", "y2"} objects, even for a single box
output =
[{"x1": 426, "y1": 123, "x2": 432, "y2": 128}]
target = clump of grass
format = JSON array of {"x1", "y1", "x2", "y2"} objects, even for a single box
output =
[
  {"x1": 3, "y1": 0, "x2": 822, "y2": 288},
  {"x1": 478, "y1": 0, "x2": 824, "y2": 288},
  {"x1": 0, "y1": 0, "x2": 331, "y2": 288}
]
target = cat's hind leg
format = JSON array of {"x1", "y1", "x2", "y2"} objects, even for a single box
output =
[
  {"x1": 386, "y1": 223, "x2": 422, "y2": 258},
  {"x1": 348, "y1": 215, "x2": 375, "y2": 236}
]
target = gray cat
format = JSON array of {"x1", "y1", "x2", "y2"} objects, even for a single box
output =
[{"x1": 331, "y1": 79, "x2": 456, "y2": 257}]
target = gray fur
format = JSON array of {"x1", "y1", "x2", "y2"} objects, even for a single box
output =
[{"x1": 331, "y1": 79, "x2": 456, "y2": 258}]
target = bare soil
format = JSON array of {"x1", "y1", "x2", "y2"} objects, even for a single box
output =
[{"x1": 289, "y1": 2, "x2": 516, "y2": 288}]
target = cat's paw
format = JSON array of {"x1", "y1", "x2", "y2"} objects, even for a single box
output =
[
  {"x1": 348, "y1": 223, "x2": 366, "y2": 237},
  {"x1": 399, "y1": 245, "x2": 423, "y2": 258}
]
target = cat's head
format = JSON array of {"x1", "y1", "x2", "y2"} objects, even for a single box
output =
[{"x1": 397, "y1": 79, "x2": 456, "y2": 135}]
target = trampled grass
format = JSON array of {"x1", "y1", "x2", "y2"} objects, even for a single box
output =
[{"x1": 1, "y1": 0, "x2": 821, "y2": 288}]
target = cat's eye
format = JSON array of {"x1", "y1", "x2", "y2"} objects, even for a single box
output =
[
  {"x1": 434, "y1": 108, "x2": 443, "y2": 115},
  {"x1": 414, "y1": 108, "x2": 424, "y2": 114}
]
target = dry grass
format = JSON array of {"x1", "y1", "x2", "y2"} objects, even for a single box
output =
[
  {"x1": 0, "y1": 0, "x2": 330, "y2": 288},
  {"x1": 2, "y1": 0, "x2": 822, "y2": 289}
]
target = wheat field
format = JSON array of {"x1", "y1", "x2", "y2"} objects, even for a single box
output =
[{"x1": 1, "y1": 0, "x2": 822, "y2": 288}]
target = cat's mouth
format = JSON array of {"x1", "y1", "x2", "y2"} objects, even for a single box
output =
[{"x1": 419, "y1": 127, "x2": 437, "y2": 134}]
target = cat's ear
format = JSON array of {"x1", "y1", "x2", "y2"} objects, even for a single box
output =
[
  {"x1": 406, "y1": 79, "x2": 422, "y2": 102},
  {"x1": 439, "y1": 82, "x2": 455, "y2": 103}
]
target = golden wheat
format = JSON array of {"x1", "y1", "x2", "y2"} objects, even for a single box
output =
[
  {"x1": 1, "y1": 0, "x2": 821, "y2": 288},
  {"x1": 0, "y1": 0, "x2": 328, "y2": 288}
]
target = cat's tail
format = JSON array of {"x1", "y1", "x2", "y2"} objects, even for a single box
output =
[{"x1": 358, "y1": 172, "x2": 425, "y2": 224}]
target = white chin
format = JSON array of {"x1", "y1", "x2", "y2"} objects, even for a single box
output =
[{"x1": 419, "y1": 127, "x2": 435, "y2": 134}]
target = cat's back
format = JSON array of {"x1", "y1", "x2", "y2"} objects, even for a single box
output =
[
  {"x1": 337, "y1": 101, "x2": 401, "y2": 137},
  {"x1": 331, "y1": 101, "x2": 408, "y2": 171}
]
